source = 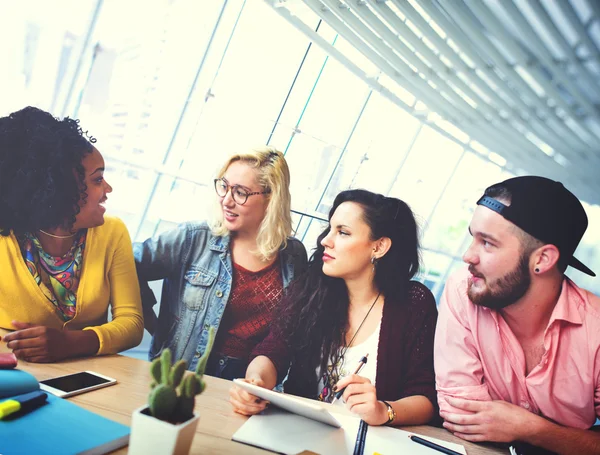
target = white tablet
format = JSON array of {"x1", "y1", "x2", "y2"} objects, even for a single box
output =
[
  {"x1": 233, "y1": 379, "x2": 342, "y2": 428},
  {"x1": 39, "y1": 371, "x2": 117, "y2": 398}
]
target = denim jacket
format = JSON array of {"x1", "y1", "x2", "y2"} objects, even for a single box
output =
[{"x1": 133, "y1": 221, "x2": 307, "y2": 372}]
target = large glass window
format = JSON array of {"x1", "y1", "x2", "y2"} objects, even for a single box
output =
[
  {"x1": 422, "y1": 151, "x2": 511, "y2": 256},
  {"x1": 281, "y1": 59, "x2": 372, "y2": 216},
  {"x1": 0, "y1": 0, "x2": 97, "y2": 116},
  {"x1": 569, "y1": 203, "x2": 600, "y2": 295},
  {"x1": 388, "y1": 125, "x2": 464, "y2": 222},
  {"x1": 312, "y1": 91, "x2": 423, "y2": 216}
]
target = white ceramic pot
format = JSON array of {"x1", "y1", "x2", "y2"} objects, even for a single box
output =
[{"x1": 128, "y1": 405, "x2": 200, "y2": 455}]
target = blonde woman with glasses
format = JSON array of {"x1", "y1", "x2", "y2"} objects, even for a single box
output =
[{"x1": 134, "y1": 147, "x2": 307, "y2": 378}]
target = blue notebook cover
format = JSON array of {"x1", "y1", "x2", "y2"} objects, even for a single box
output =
[
  {"x1": 0, "y1": 369, "x2": 40, "y2": 399},
  {"x1": 0, "y1": 370, "x2": 130, "y2": 455}
]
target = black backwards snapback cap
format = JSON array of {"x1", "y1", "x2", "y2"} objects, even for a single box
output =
[{"x1": 477, "y1": 176, "x2": 595, "y2": 277}]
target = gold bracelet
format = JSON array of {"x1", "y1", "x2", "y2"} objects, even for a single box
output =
[{"x1": 381, "y1": 400, "x2": 396, "y2": 425}]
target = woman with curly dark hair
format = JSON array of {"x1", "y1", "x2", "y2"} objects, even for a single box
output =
[
  {"x1": 0, "y1": 106, "x2": 143, "y2": 363},
  {"x1": 230, "y1": 189, "x2": 438, "y2": 426}
]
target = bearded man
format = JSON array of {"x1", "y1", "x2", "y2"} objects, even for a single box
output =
[{"x1": 434, "y1": 176, "x2": 600, "y2": 455}]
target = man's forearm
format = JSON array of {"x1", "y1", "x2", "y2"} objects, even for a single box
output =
[{"x1": 526, "y1": 417, "x2": 600, "y2": 455}]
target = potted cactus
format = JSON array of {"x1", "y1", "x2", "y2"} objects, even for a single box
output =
[{"x1": 128, "y1": 328, "x2": 215, "y2": 455}]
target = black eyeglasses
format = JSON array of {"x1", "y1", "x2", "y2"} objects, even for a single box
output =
[{"x1": 214, "y1": 178, "x2": 270, "y2": 205}]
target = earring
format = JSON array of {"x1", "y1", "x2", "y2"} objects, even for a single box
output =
[
  {"x1": 535, "y1": 268, "x2": 540, "y2": 273},
  {"x1": 371, "y1": 256, "x2": 377, "y2": 272}
]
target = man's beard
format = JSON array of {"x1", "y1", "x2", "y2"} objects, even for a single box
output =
[{"x1": 467, "y1": 253, "x2": 531, "y2": 310}]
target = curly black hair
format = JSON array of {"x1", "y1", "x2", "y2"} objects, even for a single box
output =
[
  {"x1": 0, "y1": 106, "x2": 95, "y2": 236},
  {"x1": 273, "y1": 189, "x2": 421, "y2": 393}
]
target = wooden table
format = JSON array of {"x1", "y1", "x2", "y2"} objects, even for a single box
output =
[{"x1": 0, "y1": 332, "x2": 507, "y2": 454}]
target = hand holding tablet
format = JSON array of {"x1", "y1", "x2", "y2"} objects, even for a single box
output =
[
  {"x1": 230, "y1": 377, "x2": 271, "y2": 416},
  {"x1": 232, "y1": 379, "x2": 342, "y2": 428}
]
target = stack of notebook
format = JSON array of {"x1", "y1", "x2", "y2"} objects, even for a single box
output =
[{"x1": 0, "y1": 369, "x2": 130, "y2": 455}]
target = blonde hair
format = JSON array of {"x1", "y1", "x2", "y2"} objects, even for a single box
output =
[{"x1": 210, "y1": 146, "x2": 293, "y2": 261}]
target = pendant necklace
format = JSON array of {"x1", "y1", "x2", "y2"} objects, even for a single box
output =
[{"x1": 337, "y1": 291, "x2": 381, "y2": 372}]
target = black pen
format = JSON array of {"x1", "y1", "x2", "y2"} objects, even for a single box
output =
[
  {"x1": 409, "y1": 435, "x2": 463, "y2": 455},
  {"x1": 331, "y1": 353, "x2": 368, "y2": 404},
  {"x1": 353, "y1": 419, "x2": 369, "y2": 455}
]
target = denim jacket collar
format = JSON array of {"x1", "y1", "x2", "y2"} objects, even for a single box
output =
[
  {"x1": 211, "y1": 232, "x2": 297, "y2": 277},
  {"x1": 209, "y1": 231, "x2": 231, "y2": 253}
]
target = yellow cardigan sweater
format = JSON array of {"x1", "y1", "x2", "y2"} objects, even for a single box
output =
[{"x1": 0, "y1": 216, "x2": 143, "y2": 355}]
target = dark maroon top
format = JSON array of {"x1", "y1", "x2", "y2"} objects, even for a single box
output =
[
  {"x1": 212, "y1": 259, "x2": 282, "y2": 360},
  {"x1": 251, "y1": 281, "x2": 439, "y2": 419}
]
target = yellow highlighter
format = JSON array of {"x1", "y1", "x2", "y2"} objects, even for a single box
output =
[
  {"x1": 0, "y1": 399, "x2": 20, "y2": 418},
  {"x1": 0, "y1": 390, "x2": 48, "y2": 419}
]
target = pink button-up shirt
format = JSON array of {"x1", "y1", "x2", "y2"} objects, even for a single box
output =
[{"x1": 434, "y1": 267, "x2": 600, "y2": 429}]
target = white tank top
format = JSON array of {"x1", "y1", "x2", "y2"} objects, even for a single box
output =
[{"x1": 316, "y1": 320, "x2": 381, "y2": 405}]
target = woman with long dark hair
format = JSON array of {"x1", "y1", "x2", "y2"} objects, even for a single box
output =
[{"x1": 230, "y1": 189, "x2": 438, "y2": 426}]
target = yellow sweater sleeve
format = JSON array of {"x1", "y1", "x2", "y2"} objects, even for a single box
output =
[{"x1": 83, "y1": 219, "x2": 144, "y2": 355}]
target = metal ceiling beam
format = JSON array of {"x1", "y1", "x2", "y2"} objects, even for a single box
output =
[
  {"x1": 416, "y1": 0, "x2": 594, "y2": 154},
  {"x1": 492, "y1": 0, "x2": 598, "y2": 118},
  {"x1": 304, "y1": 0, "x2": 471, "y2": 121},
  {"x1": 319, "y1": 0, "x2": 576, "y2": 173},
  {"x1": 556, "y1": 0, "x2": 600, "y2": 66},
  {"x1": 365, "y1": 0, "x2": 600, "y2": 186},
  {"x1": 497, "y1": 0, "x2": 600, "y2": 166},
  {"x1": 367, "y1": 0, "x2": 590, "y2": 164},
  {"x1": 586, "y1": 0, "x2": 600, "y2": 36},
  {"x1": 318, "y1": 0, "x2": 483, "y2": 120},
  {"x1": 524, "y1": 0, "x2": 600, "y2": 93},
  {"x1": 433, "y1": 0, "x2": 600, "y2": 181},
  {"x1": 364, "y1": 1, "x2": 503, "y2": 117},
  {"x1": 458, "y1": 0, "x2": 599, "y2": 147},
  {"x1": 296, "y1": 1, "x2": 571, "y2": 178},
  {"x1": 433, "y1": 0, "x2": 600, "y2": 186},
  {"x1": 386, "y1": 0, "x2": 516, "y2": 112},
  {"x1": 358, "y1": 0, "x2": 495, "y2": 117}
]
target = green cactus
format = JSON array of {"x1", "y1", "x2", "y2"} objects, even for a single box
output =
[{"x1": 148, "y1": 327, "x2": 215, "y2": 423}]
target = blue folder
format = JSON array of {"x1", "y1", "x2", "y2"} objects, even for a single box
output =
[
  {"x1": 0, "y1": 370, "x2": 129, "y2": 455},
  {"x1": 0, "y1": 369, "x2": 39, "y2": 399}
]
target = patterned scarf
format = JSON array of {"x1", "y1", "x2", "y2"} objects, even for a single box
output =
[
  {"x1": 317, "y1": 363, "x2": 339, "y2": 403},
  {"x1": 21, "y1": 231, "x2": 87, "y2": 321}
]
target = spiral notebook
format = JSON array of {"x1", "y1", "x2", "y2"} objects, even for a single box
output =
[{"x1": 232, "y1": 406, "x2": 467, "y2": 455}]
